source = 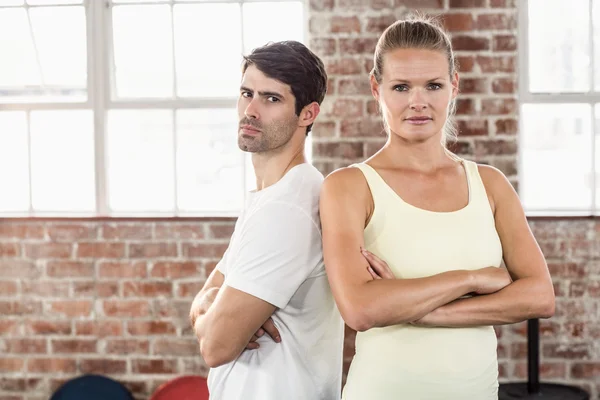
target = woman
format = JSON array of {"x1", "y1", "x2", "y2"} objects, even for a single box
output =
[{"x1": 319, "y1": 16, "x2": 555, "y2": 399}]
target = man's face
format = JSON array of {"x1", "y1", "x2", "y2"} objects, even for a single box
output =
[{"x1": 237, "y1": 65, "x2": 299, "y2": 153}]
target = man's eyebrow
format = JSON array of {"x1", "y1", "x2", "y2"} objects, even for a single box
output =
[{"x1": 240, "y1": 86, "x2": 285, "y2": 99}]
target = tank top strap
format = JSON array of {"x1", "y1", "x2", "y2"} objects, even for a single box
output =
[
  {"x1": 462, "y1": 160, "x2": 491, "y2": 211},
  {"x1": 349, "y1": 163, "x2": 395, "y2": 205}
]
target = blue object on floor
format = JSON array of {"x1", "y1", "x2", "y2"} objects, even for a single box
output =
[{"x1": 50, "y1": 374, "x2": 134, "y2": 400}]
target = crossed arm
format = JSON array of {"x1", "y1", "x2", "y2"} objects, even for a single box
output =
[{"x1": 319, "y1": 165, "x2": 555, "y2": 331}]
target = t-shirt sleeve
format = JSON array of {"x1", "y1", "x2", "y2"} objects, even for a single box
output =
[{"x1": 224, "y1": 201, "x2": 321, "y2": 309}]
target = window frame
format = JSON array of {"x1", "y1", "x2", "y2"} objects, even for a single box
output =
[
  {"x1": 517, "y1": 0, "x2": 599, "y2": 216},
  {"x1": 0, "y1": 0, "x2": 308, "y2": 218}
]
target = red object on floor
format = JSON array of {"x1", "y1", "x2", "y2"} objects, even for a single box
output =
[{"x1": 149, "y1": 375, "x2": 209, "y2": 400}]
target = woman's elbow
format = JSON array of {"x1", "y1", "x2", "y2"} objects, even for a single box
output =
[{"x1": 339, "y1": 303, "x2": 375, "y2": 332}]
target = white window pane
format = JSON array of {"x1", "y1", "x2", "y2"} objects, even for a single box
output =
[
  {"x1": 595, "y1": 103, "x2": 600, "y2": 214},
  {"x1": 30, "y1": 110, "x2": 95, "y2": 212},
  {"x1": 29, "y1": 7, "x2": 87, "y2": 87},
  {"x1": 176, "y1": 109, "x2": 244, "y2": 212},
  {"x1": 242, "y1": 2, "x2": 304, "y2": 54},
  {"x1": 173, "y1": 4, "x2": 241, "y2": 98},
  {"x1": 107, "y1": 110, "x2": 175, "y2": 212},
  {"x1": 0, "y1": 7, "x2": 86, "y2": 103},
  {"x1": 521, "y1": 104, "x2": 592, "y2": 211},
  {"x1": 111, "y1": 0, "x2": 167, "y2": 3},
  {"x1": 0, "y1": 112, "x2": 29, "y2": 212},
  {"x1": 528, "y1": 0, "x2": 590, "y2": 93},
  {"x1": 27, "y1": 0, "x2": 82, "y2": 4},
  {"x1": 1, "y1": 1, "x2": 25, "y2": 5},
  {"x1": 112, "y1": 5, "x2": 174, "y2": 98},
  {"x1": 595, "y1": 0, "x2": 600, "y2": 91}
]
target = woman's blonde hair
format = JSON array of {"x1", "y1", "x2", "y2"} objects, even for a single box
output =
[{"x1": 371, "y1": 14, "x2": 458, "y2": 147}]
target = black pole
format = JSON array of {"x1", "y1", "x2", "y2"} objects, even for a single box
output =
[{"x1": 527, "y1": 318, "x2": 540, "y2": 394}]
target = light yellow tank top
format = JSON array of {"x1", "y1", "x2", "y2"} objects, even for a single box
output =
[{"x1": 342, "y1": 160, "x2": 503, "y2": 400}]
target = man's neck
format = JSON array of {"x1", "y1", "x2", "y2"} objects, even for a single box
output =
[{"x1": 252, "y1": 143, "x2": 307, "y2": 191}]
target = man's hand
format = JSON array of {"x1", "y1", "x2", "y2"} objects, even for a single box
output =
[
  {"x1": 190, "y1": 286, "x2": 220, "y2": 329},
  {"x1": 245, "y1": 317, "x2": 281, "y2": 350}
]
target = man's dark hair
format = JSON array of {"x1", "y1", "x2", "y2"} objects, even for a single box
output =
[{"x1": 242, "y1": 41, "x2": 328, "y2": 135}]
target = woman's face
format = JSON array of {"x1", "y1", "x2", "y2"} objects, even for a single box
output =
[{"x1": 371, "y1": 48, "x2": 459, "y2": 144}]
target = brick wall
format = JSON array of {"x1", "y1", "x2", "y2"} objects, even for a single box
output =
[{"x1": 1, "y1": 1, "x2": 599, "y2": 400}]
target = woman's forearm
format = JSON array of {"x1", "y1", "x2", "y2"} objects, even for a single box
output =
[
  {"x1": 414, "y1": 277, "x2": 555, "y2": 328},
  {"x1": 349, "y1": 269, "x2": 476, "y2": 331}
]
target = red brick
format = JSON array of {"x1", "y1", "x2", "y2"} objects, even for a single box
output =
[
  {"x1": 123, "y1": 281, "x2": 172, "y2": 297},
  {"x1": 127, "y1": 321, "x2": 177, "y2": 336},
  {"x1": 441, "y1": 13, "x2": 475, "y2": 32},
  {"x1": 0, "y1": 260, "x2": 38, "y2": 278},
  {"x1": 77, "y1": 243, "x2": 125, "y2": 258},
  {"x1": 477, "y1": 13, "x2": 517, "y2": 30},
  {"x1": 0, "y1": 358, "x2": 23, "y2": 373},
  {"x1": 365, "y1": 140, "x2": 386, "y2": 157},
  {"x1": 46, "y1": 261, "x2": 94, "y2": 278},
  {"x1": 339, "y1": 38, "x2": 378, "y2": 55},
  {"x1": 24, "y1": 321, "x2": 71, "y2": 335},
  {"x1": 481, "y1": 98, "x2": 517, "y2": 115},
  {"x1": 330, "y1": 99, "x2": 364, "y2": 118},
  {"x1": 367, "y1": 100, "x2": 379, "y2": 116},
  {"x1": 74, "y1": 320, "x2": 122, "y2": 337},
  {"x1": 98, "y1": 261, "x2": 147, "y2": 278},
  {"x1": 490, "y1": 0, "x2": 516, "y2": 6},
  {"x1": 452, "y1": 35, "x2": 490, "y2": 51},
  {"x1": 152, "y1": 338, "x2": 198, "y2": 356},
  {"x1": 0, "y1": 378, "x2": 42, "y2": 392},
  {"x1": 455, "y1": 98, "x2": 476, "y2": 115},
  {"x1": 0, "y1": 224, "x2": 44, "y2": 239},
  {"x1": 366, "y1": 15, "x2": 397, "y2": 34},
  {"x1": 493, "y1": 34, "x2": 517, "y2": 51},
  {"x1": 447, "y1": 139, "x2": 473, "y2": 155},
  {"x1": 176, "y1": 281, "x2": 204, "y2": 298},
  {"x1": 395, "y1": 0, "x2": 443, "y2": 7},
  {"x1": 105, "y1": 339, "x2": 150, "y2": 355},
  {"x1": 4, "y1": 338, "x2": 47, "y2": 354},
  {"x1": 338, "y1": 0, "x2": 392, "y2": 10},
  {"x1": 0, "y1": 320, "x2": 20, "y2": 335},
  {"x1": 364, "y1": 59, "x2": 374, "y2": 74},
  {"x1": 48, "y1": 300, "x2": 93, "y2": 317},
  {"x1": 0, "y1": 243, "x2": 19, "y2": 257},
  {"x1": 51, "y1": 339, "x2": 97, "y2": 354},
  {"x1": 314, "y1": 142, "x2": 364, "y2": 159},
  {"x1": 155, "y1": 224, "x2": 204, "y2": 240},
  {"x1": 310, "y1": 38, "x2": 337, "y2": 57},
  {"x1": 24, "y1": 243, "x2": 71, "y2": 259},
  {"x1": 489, "y1": 158, "x2": 517, "y2": 176},
  {"x1": 206, "y1": 224, "x2": 234, "y2": 240},
  {"x1": 456, "y1": 55, "x2": 475, "y2": 72},
  {"x1": 312, "y1": 121, "x2": 337, "y2": 138},
  {"x1": 325, "y1": 58, "x2": 362, "y2": 75},
  {"x1": 547, "y1": 262, "x2": 587, "y2": 278},
  {"x1": 510, "y1": 342, "x2": 527, "y2": 359},
  {"x1": 515, "y1": 362, "x2": 566, "y2": 379},
  {"x1": 495, "y1": 118, "x2": 518, "y2": 135},
  {"x1": 477, "y1": 55, "x2": 516, "y2": 73},
  {"x1": 129, "y1": 243, "x2": 177, "y2": 258},
  {"x1": 338, "y1": 78, "x2": 372, "y2": 96},
  {"x1": 474, "y1": 138, "x2": 517, "y2": 156},
  {"x1": 73, "y1": 281, "x2": 119, "y2": 297},
  {"x1": 182, "y1": 243, "x2": 228, "y2": 259},
  {"x1": 150, "y1": 261, "x2": 202, "y2": 279},
  {"x1": 571, "y1": 363, "x2": 600, "y2": 379},
  {"x1": 131, "y1": 359, "x2": 178, "y2": 374},
  {"x1": 457, "y1": 119, "x2": 488, "y2": 136},
  {"x1": 0, "y1": 281, "x2": 18, "y2": 296},
  {"x1": 543, "y1": 343, "x2": 590, "y2": 360},
  {"x1": 327, "y1": 78, "x2": 335, "y2": 95},
  {"x1": 103, "y1": 300, "x2": 151, "y2": 317},
  {"x1": 102, "y1": 224, "x2": 152, "y2": 240},
  {"x1": 449, "y1": 0, "x2": 486, "y2": 6},
  {"x1": 21, "y1": 281, "x2": 70, "y2": 297},
  {"x1": 340, "y1": 119, "x2": 385, "y2": 138},
  {"x1": 26, "y1": 358, "x2": 76, "y2": 373},
  {"x1": 0, "y1": 301, "x2": 42, "y2": 316},
  {"x1": 492, "y1": 77, "x2": 516, "y2": 94},
  {"x1": 80, "y1": 359, "x2": 127, "y2": 374},
  {"x1": 460, "y1": 78, "x2": 488, "y2": 94},
  {"x1": 47, "y1": 225, "x2": 97, "y2": 241}
]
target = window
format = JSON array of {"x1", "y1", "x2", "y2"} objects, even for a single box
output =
[
  {"x1": 519, "y1": 0, "x2": 600, "y2": 215},
  {"x1": 0, "y1": 0, "x2": 306, "y2": 217}
]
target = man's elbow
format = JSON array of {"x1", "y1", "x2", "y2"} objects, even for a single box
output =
[
  {"x1": 538, "y1": 294, "x2": 555, "y2": 319},
  {"x1": 200, "y1": 338, "x2": 237, "y2": 368}
]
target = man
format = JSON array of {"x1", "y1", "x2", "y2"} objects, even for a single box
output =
[{"x1": 189, "y1": 41, "x2": 344, "y2": 400}]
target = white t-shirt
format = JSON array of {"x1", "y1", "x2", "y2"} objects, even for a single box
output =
[{"x1": 207, "y1": 163, "x2": 344, "y2": 400}]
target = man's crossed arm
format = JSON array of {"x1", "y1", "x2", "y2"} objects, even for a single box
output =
[{"x1": 189, "y1": 268, "x2": 281, "y2": 368}]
